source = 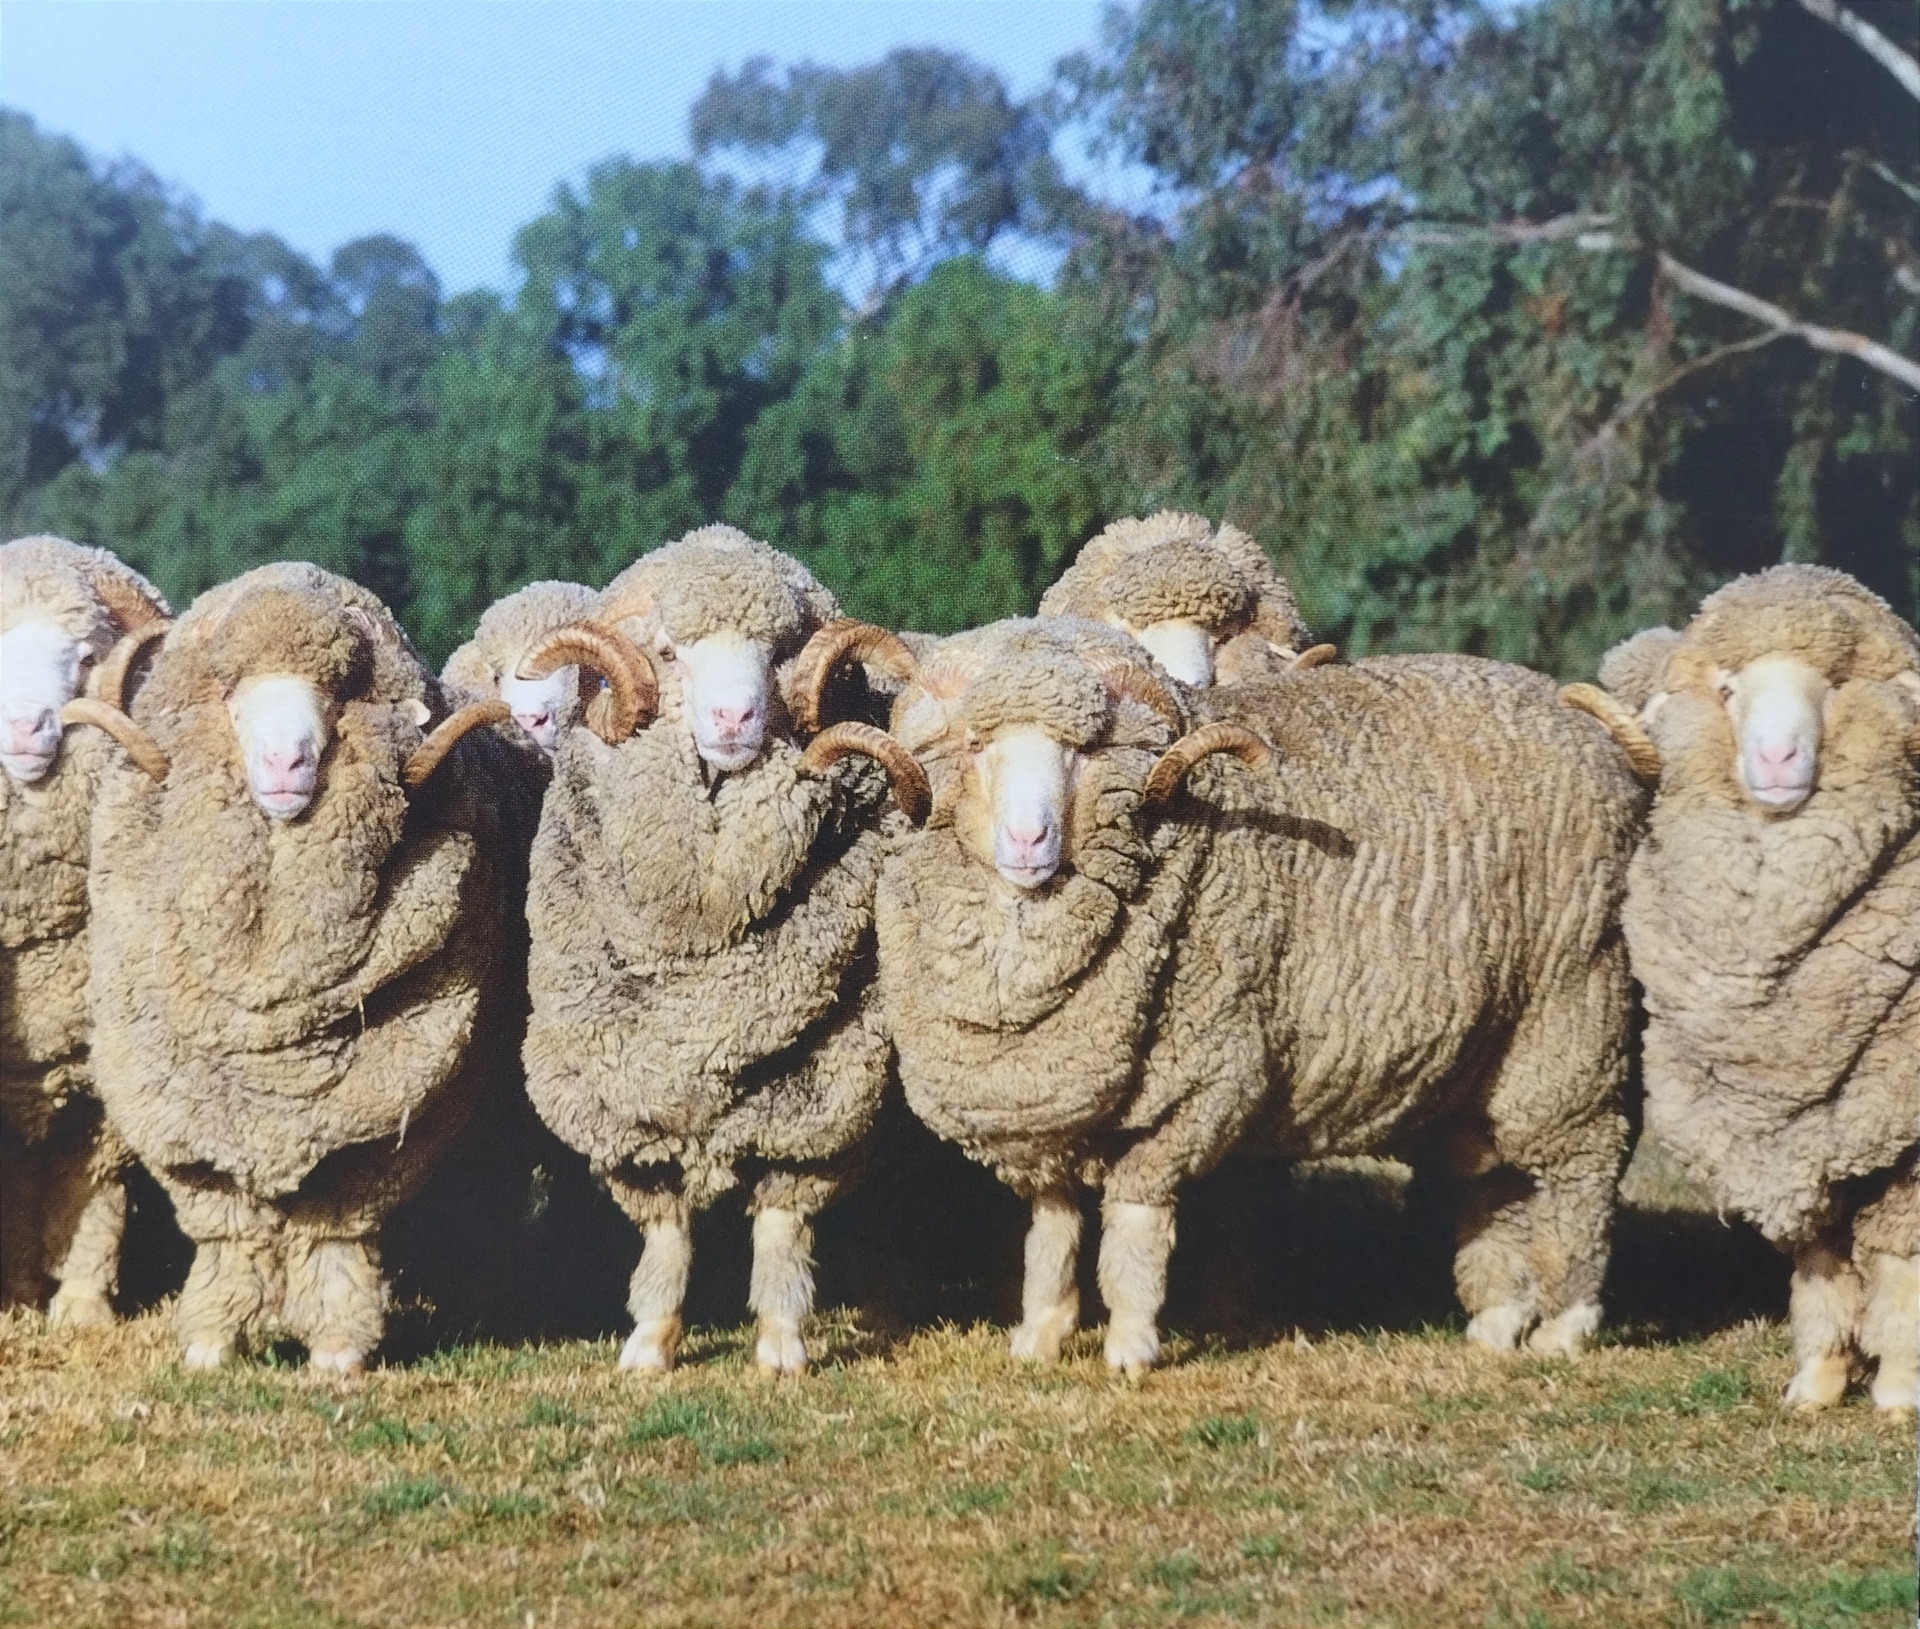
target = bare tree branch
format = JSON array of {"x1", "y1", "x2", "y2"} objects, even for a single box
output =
[
  {"x1": 1653, "y1": 250, "x2": 1920, "y2": 392},
  {"x1": 1795, "y1": 0, "x2": 1920, "y2": 103},
  {"x1": 1400, "y1": 211, "x2": 1614, "y2": 247}
]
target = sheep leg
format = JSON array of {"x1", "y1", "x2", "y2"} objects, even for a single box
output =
[
  {"x1": 1784, "y1": 1240, "x2": 1861, "y2": 1410},
  {"x1": 1860, "y1": 1252, "x2": 1917, "y2": 1414},
  {"x1": 1098, "y1": 1200, "x2": 1175, "y2": 1376},
  {"x1": 607, "y1": 1181, "x2": 692, "y2": 1373},
  {"x1": 749, "y1": 1207, "x2": 815, "y2": 1377},
  {"x1": 1452, "y1": 1159, "x2": 1539, "y2": 1352},
  {"x1": 169, "y1": 1185, "x2": 284, "y2": 1368},
  {"x1": 0, "y1": 1130, "x2": 49, "y2": 1308},
  {"x1": 1010, "y1": 1189, "x2": 1082, "y2": 1363},
  {"x1": 1520, "y1": 1132, "x2": 1620, "y2": 1358},
  {"x1": 283, "y1": 1232, "x2": 385, "y2": 1374},
  {"x1": 43, "y1": 1149, "x2": 125, "y2": 1330}
]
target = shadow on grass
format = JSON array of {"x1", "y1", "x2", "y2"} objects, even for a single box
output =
[{"x1": 118, "y1": 1101, "x2": 1791, "y2": 1368}]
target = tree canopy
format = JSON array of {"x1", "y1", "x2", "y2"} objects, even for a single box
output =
[{"x1": 3, "y1": 0, "x2": 1913, "y2": 668}]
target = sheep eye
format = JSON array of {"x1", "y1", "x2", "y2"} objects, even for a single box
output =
[{"x1": 1716, "y1": 682, "x2": 1734, "y2": 705}]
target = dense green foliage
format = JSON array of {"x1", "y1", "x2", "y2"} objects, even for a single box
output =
[{"x1": 3, "y1": 0, "x2": 1914, "y2": 668}]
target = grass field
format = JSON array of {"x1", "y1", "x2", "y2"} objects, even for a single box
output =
[{"x1": 2, "y1": 1159, "x2": 1915, "y2": 1629}]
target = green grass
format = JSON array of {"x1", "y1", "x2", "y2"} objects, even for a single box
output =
[{"x1": 0, "y1": 1308, "x2": 1910, "y2": 1628}]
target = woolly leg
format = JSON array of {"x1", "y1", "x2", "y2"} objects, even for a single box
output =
[
  {"x1": 1010, "y1": 1189, "x2": 1082, "y2": 1364},
  {"x1": 1098, "y1": 1200, "x2": 1175, "y2": 1376},
  {"x1": 284, "y1": 1233, "x2": 385, "y2": 1373},
  {"x1": 1860, "y1": 1252, "x2": 1918, "y2": 1414},
  {"x1": 749, "y1": 1207, "x2": 815, "y2": 1377},
  {"x1": 168, "y1": 1185, "x2": 284, "y2": 1368},
  {"x1": 0, "y1": 1131, "x2": 48, "y2": 1309},
  {"x1": 1521, "y1": 1134, "x2": 1620, "y2": 1358},
  {"x1": 1453, "y1": 1161, "x2": 1539, "y2": 1352},
  {"x1": 608, "y1": 1181, "x2": 692, "y2": 1373},
  {"x1": 44, "y1": 1160, "x2": 126, "y2": 1330},
  {"x1": 1784, "y1": 1241, "x2": 1862, "y2": 1410}
]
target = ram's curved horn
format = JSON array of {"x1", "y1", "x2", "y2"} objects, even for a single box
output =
[
  {"x1": 93, "y1": 568, "x2": 169, "y2": 634},
  {"x1": 1288, "y1": 643, "x2": 1338, "y2": 671},
  {"x1": 520, "y1": 622, "x2": 659, "y2": 744},
  {"x1": 60, "y1": 698, "x2": 168, "y2": 780},
  {"x1": 403, "y1": 700, "x2": 511, "y2": 789},
  {"x1": 798, "y1": 721, "x2": 931, "y2": 825},
  {"x1": 1143, "y1": 723, "x2": 1273, "y2": 806},
  {"x1": 89, "y1": 620, "x2": 171, "y2": 709},
  {"x1": 1559, "y1": 684, "x2": 1663, "y2": 786},
  {"x1": 788, "y1": 620, "x2": 921, "y2": 735}
]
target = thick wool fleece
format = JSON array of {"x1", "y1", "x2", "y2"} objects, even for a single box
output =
[
  {"x1": 89, "y1": 563, "x2": 507, "y2": 1351},
  {"x1": 1039, "y1": 511, "x2": 1313, "y2": 653},
  {"x1": 523, "y1": 532, "x2": 894, "y2": 1219},
  {"x1": 1, "y1": 536, "x2": 168, "y2": 1309},
  {"x1": 1617, "y1": 566, "x2": 1920, "y2": 1249},
  {"x1": 880, "y1": 627, "x2": 1640, "y2": 1322}
]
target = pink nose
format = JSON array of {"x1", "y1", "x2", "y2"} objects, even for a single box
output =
[
  {"x1": 1754, "y1": 741, "x2": 1799, "y2": 771},
  {"x1": 258, "y1": 747, "x2": 310, "y2": 788},
  {"x1": 514, "y1": 709, "x2": 551, "y2": 732},
  {"x1": 1004, "y1": 821, "x2": 1052, "y2": 853},
  {"x1": 711, "y1": 704, "x2": 757, "y2": 733},
  {"x1": 2, "y1": 711, "x2": 51, "y2": 752}
]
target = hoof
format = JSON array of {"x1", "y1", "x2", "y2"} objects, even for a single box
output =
[
  {"x1": 1783, "y1": 1353, "x2": 1849, "y2": 1411},
  {"x1": 47, "y1": 1289, "x2": 115, "y2": 1331},
  {"x1": 619, "y1": 1317, "x2": 680, "y2": 1373},
  {"x1": 1465, "y1": 1304, "x2": 1531, "y2": 1353},
  {"x1": 1103, "y1": 1323, "x2": 1160, "y2": 1378},
  {"x1": 1869, "y1": 1365, "x2": 1917, "y2": 1415},
  {"x1": 755, "y1": 1320, "x2": 808, "y2": 1377},
  {"x1": 1010, "y1": 1304, "x2": 1076, "y2": 1364},
  {"x1": 1526, "y1": 1301, "x2": 1601, "y2": 1358},
  {"x1": 182, "y1": 1339, "x2": 232, "y2": 1371},
  {"x1": 308, "y1": 1348, "x2": 366, "y2": 1376}
]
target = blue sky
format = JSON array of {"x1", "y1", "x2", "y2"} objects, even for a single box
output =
[{"x1": 1, "y1": 1, "x2": 1113, "y2": 294}]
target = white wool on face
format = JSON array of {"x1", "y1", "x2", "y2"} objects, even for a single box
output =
[
  {"x1": 674, "y1": 629, "x2": 773, "y2": 772},
  {"x1": 979, "y1": 724, "x2": 1075, "y2": 889},
  {"x1": 499, "y1": 669, "x2": 571, "y2": 754},
  {"x1": 227, "y1": 673, "x2": 333, "y2": 820},
  {"x1": 1135, "y1": 619, "x2": 1215, "y2": 688},
  {"x1": 0, "y1": 619, "x2": 84, "y2": 783},
  {"x1": 1720, "y1": 653, "x2": 1831, "y2": 813}
]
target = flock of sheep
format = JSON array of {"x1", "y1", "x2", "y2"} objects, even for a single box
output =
[{"x1": 1, "y1": 517, "x2": 1914, "y2": 1413}]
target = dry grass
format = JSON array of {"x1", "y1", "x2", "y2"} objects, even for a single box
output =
[{"x1": 2, "y1": 1291, "x2": 1913, "y2": 1629}]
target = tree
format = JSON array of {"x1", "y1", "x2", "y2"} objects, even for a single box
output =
[
  {"x1": 1063, "y1": 0, "x2": 1919, "y2": 672},
  {"x1": 734, "y1": 257, "x2": 1123, "y2": 629}
]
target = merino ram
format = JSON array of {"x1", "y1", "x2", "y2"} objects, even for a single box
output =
[
  {"x1": 1039, "y1": 510, "x2": 1333, "y2": 687},
  {"x1": 0, "y1": 535, "x2": 170, "y2": 1323},
  {"x1": 803, "y1": 616, "x2": 1642, "y2": 1373},
  {"x1": 441, "y1": 580, "x2": 597, "y2": 759},
  {"x1": 1565, "y1": 564, "x2": 1919, "y2": 1411},
  {"x1": 78, "y1": 562, "x2": 515, "y2": 1370},
  {"x1": 521, "y1": 525, "x2": 925, "y2": 1374}
]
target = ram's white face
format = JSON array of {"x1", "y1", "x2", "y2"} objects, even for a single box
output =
[
  {"x1": 0, "y1": 619, "x2": 85, "y2": 785},
  {"x1": 499, "y1": 667, "x2": 570, "y2": 754},
  {"x1": 1716, "y1": 654, "x2": 1831, "y2": 814},
  {"x1": 227, "y1": 674, "x2": 335, "y2": 820},
  {"x1": 671, "y1": 629, "x2": 772, "y2": 772},
  {"x1": 1132, "y1": 618, "x2": 1216, "y2": 688},
  {"x1": 966, "y1": 724, "x2": 1078, "y2": 889}
]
